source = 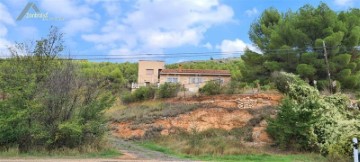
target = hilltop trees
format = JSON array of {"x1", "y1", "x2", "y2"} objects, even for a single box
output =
[
  {"x1": 245, "y1": 3, "x2": 360, "y2": 90},
  {"x1": 77, "y1": 61, "x2": 137, "y2": 93}
]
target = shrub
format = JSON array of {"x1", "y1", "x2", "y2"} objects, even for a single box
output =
[
  {"x1": 55, "y1": 120, "x2": 83, "y2": 148},
  {"x1": 224, "y1": 80, "x2": 245, "y2": 94},
  {"x1": 267, "y1": 98, "x2": 316, "y2": 150},
  {"x1": 121, "y1": 86, "x2": 156, "y2": 104},
  {"x1": 199, "y1": 80, "x2": 222, "y2": 95},
  {"x1": 268, "y1": 72, "x2": 360, "y2": 159},
  {"x1": 133, "y1": 86, "x2": 156, "y2": 100},
  {"x1": 157, "y1": 83, "x2": 181, "y2": 98},
  {"x1": 121, "y1": 91, "x2": 136, "y2": 104}
]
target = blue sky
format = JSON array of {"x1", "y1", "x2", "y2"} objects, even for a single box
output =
[{"x1": 0, "y1": 0, "x2": 359, "y2": 63}]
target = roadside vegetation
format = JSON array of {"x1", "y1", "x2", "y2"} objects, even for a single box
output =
[
  {"x1": 268, "y1": 72, "x2": 360, "y2": 161},
  {"x1": 139, "y1": 142, "x2": 327, "y2": 162},
  {"x1": 0, "y1": 27, "x2": 118, "y2": 156},
  {"x1": 0, "y1": 147, "x2": 120, "y2": 159}
]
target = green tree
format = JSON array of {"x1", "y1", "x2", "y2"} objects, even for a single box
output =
[
  {"x1": 247, "y1": 2, "x2": 360, "y2": 90},
  {"x1": 0, "y1": 27, "x2": 114, "y2": 152},
  {"x1": 296, "y1": 64, "x2": 316, "y2": 79}
]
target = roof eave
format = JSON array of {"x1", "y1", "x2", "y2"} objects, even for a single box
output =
[{"x1": 160, "y1": 73, "x2": 231, "y2": 76}]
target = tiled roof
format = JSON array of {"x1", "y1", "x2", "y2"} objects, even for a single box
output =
[{"x1": 160, "y1": 69, "x2": 231, "y2": 76}]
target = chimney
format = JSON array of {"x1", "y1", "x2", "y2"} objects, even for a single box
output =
[{"x1": 178, "y1": 64, "x2": 182, "y2": 72}]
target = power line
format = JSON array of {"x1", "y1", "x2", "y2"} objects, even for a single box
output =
[{"x1": 0, "y1": 45, "x2": 356, "y2": 61}]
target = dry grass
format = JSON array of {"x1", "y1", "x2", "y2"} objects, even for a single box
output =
[
  {"x1": 145, "y1": 128, "x2": 265, "y2": 156},
  {"x1": 106, "y1": 99, "x2": 199, "y2": 124}
]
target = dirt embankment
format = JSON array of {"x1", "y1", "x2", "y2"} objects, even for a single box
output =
[{"x1": 111, "y1": 93, "x2": 282, "y2": 145}]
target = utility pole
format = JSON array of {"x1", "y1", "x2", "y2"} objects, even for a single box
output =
[
  {"x1": 323, "y1": 41, "x2": 332, "y2": 94},
  {"x1": 353, "y1": 138, "x2": 359, "y2": 162}
]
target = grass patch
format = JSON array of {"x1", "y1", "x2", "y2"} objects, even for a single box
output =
[
  {"x1": 138, "y1": 141, "x2": 326, "y2": 162},
  {"x1": 107, "y1": 100, "x2": 199, "y2": 124},
  {"x1": 0, "y1": 148, "x2": 121, "y2": 159},
  {"x1": 138, "y1": 128, "x2": 259, "y2": 155}
]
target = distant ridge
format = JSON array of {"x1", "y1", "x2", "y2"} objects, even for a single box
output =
[{"x1": 176, "y1": 56, "x2": 240, "y2": 64}]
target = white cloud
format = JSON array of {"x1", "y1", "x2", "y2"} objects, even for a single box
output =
[
  {"x1": 0, "y1": 2, "x2": 14, "y2": 57},
  {"x1": 0, "y1": 25, "x2": 8, "y2": 37},
  {"x1": 0, "y1": 38, "x2": 12, "y2": 56},
  {"x1": 82, "y1": 0, "x2": 234, "y2": 56},
  {"x1": 245, "y1": 7, "x2": 258, "y2": 17},
  {"x1": 40, "y1": 0, "x2": 92, "y2": 18},
  {"x1": 102, "y1": 1, "x2": 121, "y2": 16},
  {"x1": 217, "y1": 39, "x2": 262, "y2": 54},
  {"x1": 39, "y1": 0, "x2": 101, "y2": 39},
  {"x1": 140, "y1": 28, "x2": 204, "y2": 49},
  {"x1": 62, "y1": 17, "x2": 97, "y2": 36},
  {"x1": 203, "y1": 42, "x2": 213, "y2": 50},
  {"x1": 0, "y1": 3, "x2": 15, "y2": 25},
  {"x1": 16, "y1": 26, "x2": 39, "y2": 40},
  {"x1": 334, "y1": 0, "x2": 355, "y2": 6}
]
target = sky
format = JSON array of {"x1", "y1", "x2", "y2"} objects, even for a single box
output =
[{"x1": 0, "y1": 0, "x2": 359, "y2": 63}]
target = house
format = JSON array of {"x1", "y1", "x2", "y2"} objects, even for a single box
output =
[
  {"x1": 159, "y1": 68, "x2": 231, "y2": 92},
  {"x1": 132, "y1": 60, "x2": 231, "y2": 92},
  {"x1": 132, "y1": 60, "x2": 165, "y2": 90}
]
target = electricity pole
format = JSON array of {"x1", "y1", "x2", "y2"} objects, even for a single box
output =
[{"x1": 323, "y1": 41, "x2": 332, "y2": 94}]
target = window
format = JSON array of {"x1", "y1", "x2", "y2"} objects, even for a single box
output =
[
  {"x1": 167, "y1": 77, "x2": 178, "y2": 83},
  {"x1": 146, "y1": 69, "x2": 154, "y2": 75},
  {"x1": 189, "y1": 77, "x2": 203, "y2": 84}
]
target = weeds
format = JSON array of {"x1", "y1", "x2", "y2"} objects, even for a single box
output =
[
  {"x1": 0, "y1": 147, "x2": 121, "y2": 158},
  {"x1": 108, "y1": 101, "x2": 199, "y2": 124},
  {"x1": 144, "y1": 127, "x2": 265, "y2": 156},
  {"x1": 139, "y1": 141, "x2": 327, "y2": 162}
]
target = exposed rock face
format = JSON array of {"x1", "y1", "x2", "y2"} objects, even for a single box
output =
[
  {"x1": 252, "y1": 120, "x2": 272, "y2": 143},
  {"x1": 111, "y1": 93, "x2": 282, "y2": 145},
  {"x1": 152, "y1": 108, "x2": 253, "y2": 134}
]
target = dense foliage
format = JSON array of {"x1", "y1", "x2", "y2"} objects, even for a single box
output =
[
  {"x1": 0, "y1": 27, "x2": 114, "y2": 152},
  {"x1": 199, "y1": 80, "x2": 223, "y2": 95},
  {"x1": 121, "y1": 86, "x2": 157, "y2": 104},
  {"x1": 121, "y1": 83, "x2": 181, "y2": 103},
  {"x1": 268, "y1": 72, "x2": 360, "y2": 159},
  {"x1": 244, "y1": 3, "x2": 360, "y2": 90},
  {"x1": 76, "y1": 61, "x2": 137, "y2": 93},
  {"x1": 157, "y1": 83, "x2": 181, "y2": 98}
]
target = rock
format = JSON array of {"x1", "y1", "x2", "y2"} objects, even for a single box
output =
[{"x1": 252, "y1": 126, "x2": 272, "y2": 143}]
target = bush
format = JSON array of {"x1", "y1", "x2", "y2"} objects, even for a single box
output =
[
  {"x1": 268, "y1": 72, "x2": 360, "y2": 159},
  {"x1": 121, "y1": 86, "x2": 156, "y2": 104},
  {"x1": 121, "y1": 91, "x2": 136, "y2": 104},
  {"x1": 157, "y1": 83, "x2": 181, "y2": 98},
  {"x1": 55, "y1": 121, "x2": 83, "y2": 148},
  {"x1": 223, "y1": 80, "x2": 245, "y2": 94},
  {"x1": 199, "y1": 80, "x2": 222, "y2": 95},
  {"x1": 133, "y1": 86, "x2": 156, "y2": 100},
  {"x1": 267, "y1": 97, "x2": 316, "y2": 150}
]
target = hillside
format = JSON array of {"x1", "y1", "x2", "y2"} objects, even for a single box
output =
[{"x1": 109, "y1": 92, "x2": 282, "y2": 147}]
